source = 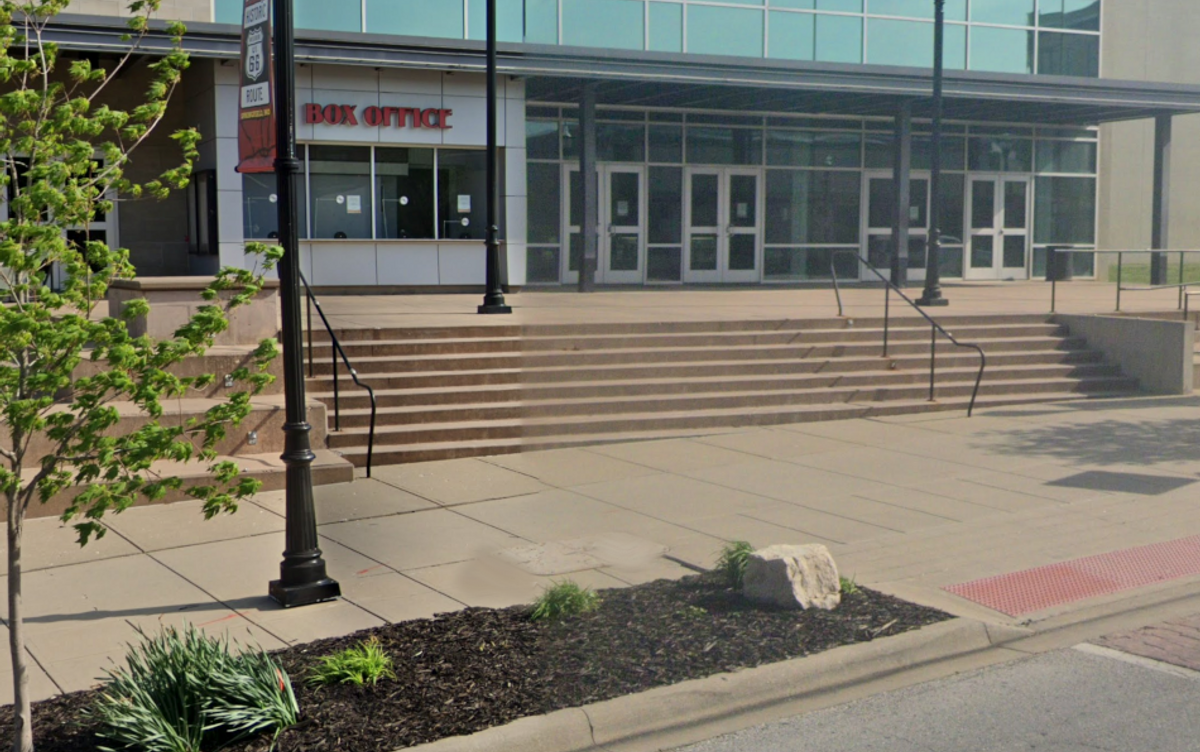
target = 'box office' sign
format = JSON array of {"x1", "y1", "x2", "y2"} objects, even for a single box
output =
[{"x1": 303, "y1": 104, "x2": 454, "y2": 130}]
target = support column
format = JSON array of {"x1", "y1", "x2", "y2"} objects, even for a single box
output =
[
  {"x1": 891, "y1": 101, "x2": 913, "y2": 287},
  {"x1": 578, "y1": 83, "x2": 598, "y2": 292},
  {"x1": 1151, "y1": 114, "x2": 1172, "y2": 285}
]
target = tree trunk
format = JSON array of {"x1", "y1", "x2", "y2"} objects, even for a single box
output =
[{"x1": 8, "y1": 497, "x2": 31, "y2": 752}]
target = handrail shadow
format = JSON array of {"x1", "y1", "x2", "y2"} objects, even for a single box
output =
[{"x1": 830, "y1": 252, "x2": 986, "y2": 417}]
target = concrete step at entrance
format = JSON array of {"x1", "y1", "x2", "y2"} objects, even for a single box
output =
[
  {"x1": 328, "y1": 390, "x2": 1133, "y2": 468},
  {"x1": 323, "y1": 374, "x2": 1137, "y2": 444},
  {"x1": 316, "y1": 362, "x2": 1122, "y2": 411}
]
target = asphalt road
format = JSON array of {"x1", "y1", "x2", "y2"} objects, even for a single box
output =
[{"x1": 674, "y1": 647, "x2": 1200, "y2": 752}]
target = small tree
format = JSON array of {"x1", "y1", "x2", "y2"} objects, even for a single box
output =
[{"x1": 0, "y1": 3, "x2": 280, "y2": 751}]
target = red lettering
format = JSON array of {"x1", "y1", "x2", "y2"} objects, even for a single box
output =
[
  {"x1": 382, "y1": 106, "x2": 399, "y2": 127},
  {"x1": 340, "y1": 105, "x2": 359, "y2": 126},
  {"x1": 363, "y1": 106, "x2": 384, "y2": 127},
  {"x1": 438, "y1": 108, "x2": 453, "y2": 130},
  {"x1": 395, "y1": 107, "x2": 411, "y2": 128},
  {"x1": 304, "y1": 103, "x2": 323, "y2": 124},
  {"x1": 420, "y1": 108, "x2": 438, "y2": 128},
  {"x1": 323, "y1": 104, "x2": 342, "y2": 125}
]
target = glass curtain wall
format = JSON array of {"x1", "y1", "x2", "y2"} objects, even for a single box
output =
[
  {"x1": 214, "y1": 1, "x2": 1102, "y2": 77},
  {"x1": 525, "y1": 106, "x2": 1099, "y2": 284}
]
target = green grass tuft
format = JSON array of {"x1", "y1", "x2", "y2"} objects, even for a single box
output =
[
  {"x1": 308, "y1": 637, "x2": 396, "y2": 687},
  {"x1": 716, "y1": 540, "x2": 755, "y2": 589},
  {"x1": 531, "y1": 580, "x2": 601, "y2": 621},
  {"x1": 840, "y1": 575, "x2": 860, "y2": 595}
]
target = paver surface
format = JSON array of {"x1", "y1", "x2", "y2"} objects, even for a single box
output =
[{"x1": 7, "y1": 391, "x2": 1200, "y2": 703}]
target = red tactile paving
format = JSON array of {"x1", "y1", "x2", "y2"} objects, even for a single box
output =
[{"x1": 944, "y1": 535, "x2": 1200, "y2": 617}]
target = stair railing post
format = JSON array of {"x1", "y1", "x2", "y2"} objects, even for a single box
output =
[
  {"x1": 929, "y1": 324, "x2": 936, "y2": 402},
  {"x1": 1116, "y1": 252, "x2": 1123, "y2": 311},
  {"x1": 1180, "y1": 251, "x2": 1186, "y2": 310},
  {"x1": 306, "y1": 291, "x2": 313, "y2": 378},
  {"x1": 883, "y1": 283, "x2": 890, "y2": 358},
  {"x1": 332, "y1": 345, "x2": 340, "y2": 431}
]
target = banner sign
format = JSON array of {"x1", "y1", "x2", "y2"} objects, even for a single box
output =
[
  {"x1": 236, "y1": 0, "x2": 276, "y2": 174},
  {"x1": 304, "y1": 104, "x2": 454, "y2": 130}
]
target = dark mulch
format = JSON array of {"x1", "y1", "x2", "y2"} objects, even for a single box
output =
[{"x1": 4, "y1": 573, "x2": 951, "y2": 751}]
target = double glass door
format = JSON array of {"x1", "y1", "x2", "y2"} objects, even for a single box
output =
[
  {"x1": 564, "y1": 165, "x2": 645, "y2": 284},
  {"x1": 684, "y1": 169, "x2": 761, "y2": 283},
  {"x1": 966, "y1": 176, "x2": 1030, "y2": 280}
]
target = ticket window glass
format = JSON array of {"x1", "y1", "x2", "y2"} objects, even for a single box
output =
[
  {"x1": 437, "y1": 149, "x2": 490, "y2": 240},
  {"x1": 376, "y1": 148, "x2": 434, "y2": 240},
  {"x1": 243, "y1": 172, "x2": 307, "y2": 240},
  {"x1": 309, "y1": 145, "x2": 371, "y2": 239}
]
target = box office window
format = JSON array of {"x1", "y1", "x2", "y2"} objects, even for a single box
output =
[{"x1": 376, "y1": 149, "x2": 435, "y2": 240}]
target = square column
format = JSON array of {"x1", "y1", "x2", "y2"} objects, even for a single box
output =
[
  {"x1": 891, "y1": 101, "x2": 913, "y2": 286},
  {"x1": 1151, "y1": 114, "x2": 1172, "y2": 285},
  {"x1": 578, "y1": 83, "x2": 598, "y2": 292}
]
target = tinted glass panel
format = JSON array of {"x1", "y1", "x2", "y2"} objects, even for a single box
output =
[
  {"x1": 525, "y1": 0, "x2": 559, "y2": 43},
  {"x1": 1004, "y1": 181, "x2": 1028, "y2": 230},
  {"x1": 1034, "y1": 176, "x2": 1096, "y2": 244},
  {"x1": 1004, "y1": 235, "x2": 1027, "y2": 268},
  {"x1": 297, "y1": 0, "x2": 362, "y2": 32},
  {"x1": 1037, "y1": 31, "x2": 1099, "y2": 77},
  {"x1": 869, "y1": 0, "x2": 966, "y2": 20},
  {"x1": 765, "y1": 248, "x2": 859, "y2": 281},
  {"x1": 970, "y1": 26, "x2": 1034, "y2": 73},
  {"x1": 686, "y1": 127, "x2": 763, "y2": 165},
  {"x1": 866, "y1": 19, "x2": 966, "y2": 69},
  {"x1": 649, "y1": 2, "x2": 684, "y2": 52},
  {"x1": 467, "y1": 0, "x2": 524, "y2": 41},
  {"x1": 971, "y1": 236, "x2": 994, "y2": 268},
  {"x1": 767, "y1": 170, "x2": 861, "y2": 245},
  {"x1": 971, "y1": 180, "x2": 995, "y2": 230},
  {"x1": 690, "y1": 236, "x2": 718, "y2": 271},
  {"x1": 649, "y1": 167, "x2": 683, "y2": 244},
  {"x1": 649, "y1": 125, "x2": 684, "y2": 163},
  {"x1": 1035, "y1": 140, "x2": 1097, "y2": 173},
  {"x1": 438, "y1": 150, "x2": 489, "y2": 240},
  {"x1": 647, "y1": 247, "x2": 682, "y2": 281},
  {"x1": 691, "y1": 174, "x2": 719, "y2": 227},
  {"x1": 940, "y1": 173, "x2": 966, "y2": 243},
  {"x1": 729, "y1": 175, "x2": 758, "y2": 228},
  {"x1": 1039, "y1": 0, "x2": 1101, "y2": 31},
  {"x1": 971, "y1": 0, "x2": 1035, "y2": 26},
  {"x1": 729, "y1": 235, "x2": 757, "y2": 271},
  {"x1": 610, "y1": 172, "x2": 641, "y2": 225},
  {"x1": 772, "y1": 0, "x2": 862, "y2": 9},
  {"x1": 527, "y1": 163, "x2": 561, "y2": 244},
  {"x1": 376, "y1": 148, "x2": 435, "y2": 240},
  {"x1": 243, "y1": 173, "x2": 278, "y2": 240},
  {"x1": 563, "y1": 0, "x2": 644, "y2": 50},
  {"x1": 768, "y1": 11, "x2": 815, "y2": 61},
  {"x1": 527, "y1": 121, "x2": 560, "y2": 160},
  {"x1": 687, "y1": 6, "x2": 764, "y2": 57},
  {"x1": 816, "y1": 14, "x2": 864, "y2": 63},
  {"x1": 598, "y1": 123, "x2": 646, "y2": 163},
  {"x1": 526, "y1": 247, "x2": 561, "y2": 282},
  {"x1": 309, "y1": 145, "x2": 371, "y2": 239},
  {"x1": 766, "y1": 131, "x2": 861, "y2": 168},
  {"x1": 366, "y1": 0, "x2": 462, "y2": 38},
  {"x1": 968, "y1": 137, "x2": 1033, "y2": 172},
  {"x1": 610, "y1": 235, "x2": 639, "y2": 271}
]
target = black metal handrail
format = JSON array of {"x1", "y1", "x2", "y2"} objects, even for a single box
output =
[
  {"x1": 299, "y1": 271, "x2": 377, "y2": 477},
  {"x1": 830, "y1": 252, "x2": 986, "y2": 417}
]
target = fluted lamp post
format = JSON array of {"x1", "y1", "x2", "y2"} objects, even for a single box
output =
[
  {"x1": 917, "y1": 0, "x2": 950, "y2": 307},
  {"x1": 269, "y1": 0, "x2": 341, "y2": 607},
  {"x1": 478, "y1": 0, "x2": 512, "y2": 314}
]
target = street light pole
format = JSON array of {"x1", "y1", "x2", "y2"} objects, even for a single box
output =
[
  {"x1": 478, "y1": 0, "x2": 512, "y2": 314},
  {"x1": 269, "y1": 0, "x2": 340, "y2": 608},
  {"x1": 918, "y1": 0, "x2": 949, "y2": 307}
]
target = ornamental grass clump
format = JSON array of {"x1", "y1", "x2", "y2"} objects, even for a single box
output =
[
  {"x1": 716, "y1": 540, "x2": 755, "y2": 590},
  {"x1": 308, "y1": 637, "x2": 396, "y2": 687},
  {"x1": 90, "y1": 625, "x2": 298, "y2": 752},
  {"x1": 530, "y1": 580, "x2": 601, "y2": 621}
]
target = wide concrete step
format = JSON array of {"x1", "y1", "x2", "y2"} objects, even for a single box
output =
[
  {"x1": 315, "y1": 362, "x2": 1122, "y2": 411},
  {"x1": 306, "y1": 323, "x2": 1065, "y2": 358},
  {"x1": 305, "y1": 335, "x2": 1088, "y2": 376},
  {"x1": 328, "y1": 390, "x2": 1132, "y2": 467},
  {"x1": 323, "y1": 375, "x2": 1138, "y2": 444}
]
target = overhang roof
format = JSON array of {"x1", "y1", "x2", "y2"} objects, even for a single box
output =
[{"x1": 47, "y1": 13, "x2": 1200, "y2": 126}]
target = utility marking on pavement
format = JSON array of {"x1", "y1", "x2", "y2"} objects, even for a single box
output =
[
  {"x1": 943, "y1": 534, "x2": 1200, "y2": 616},
  {"x1": 199, "y1": 614, "x2": 241, "y2": 627}
]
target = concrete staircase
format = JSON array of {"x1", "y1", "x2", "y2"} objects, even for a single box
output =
[{"x1": 305, "y1": 314, "x2": 1141, "y2": 468}]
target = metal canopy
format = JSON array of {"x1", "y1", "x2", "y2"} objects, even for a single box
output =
[{"x1": 46, "y1": 13, "x2": 1200, "y2": 126}]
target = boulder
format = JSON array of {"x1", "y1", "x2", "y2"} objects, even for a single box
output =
[{"x1": 742, "y1": 544, "x2": 841, "y2": 610}]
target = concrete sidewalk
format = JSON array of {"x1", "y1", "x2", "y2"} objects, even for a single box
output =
[{"x1": 8, "y1": 393, "x2": 1200, "y2": 704}]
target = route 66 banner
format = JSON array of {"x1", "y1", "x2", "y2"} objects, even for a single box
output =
[{"x1": 236, "y1": 0, "x2": 275, "y2": 173}]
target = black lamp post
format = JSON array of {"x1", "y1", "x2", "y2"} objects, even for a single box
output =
[
  {"x1": 269, "y1": 0, "x2": 341, "y2": 608},
  {"x1": 478, "y1": 0, "x2": 512, "y2": 314},
  {"x1": 918, "y1": 0, "x2": 949, "y2": 307}
]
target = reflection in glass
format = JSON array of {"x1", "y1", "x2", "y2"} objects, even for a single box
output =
[
  {"x1": 690, "y1": 236, "x2": 719, "y2": 271},
  {"x1": 309, "y1": 145, "x2": 372, "y2": 239},
  {"x1": 376, "y1": 148, "x2": 435, "y2": 240},
  {"x1": 1004, "y1": 181, "x2": 1027, "y2": 229},
  {"x1": 764, "y1": 247, "x2": 859, "y2": 281},
  {"x1": 970, "y1": 0, "x2": 1035, "y2": 26},
  {"x1": 243, "y1": 173, "x2": 279, "y2": 240},
  {"x1": 971, "y1": 180, "x2": 995, "y2": 230},
  {"x1": 649, "y1": 167, "x2": 683, "y2": 244},
  {"x1": 527, "y1": 121, "x2": 560, "y2": 160},
  {"x1": 1037, "y1": 31, "x2": 1099, "y2": 77},
  {"x1": 1038, "y1": 0, "x2": 1101, "y2": 31},
  {"x1": 686, "y1": 127, "x2": 763, "y2": 165},
  {"x1": 729, "y1": 235, "x2": 756, "y2": 271},
  {"x1": 647, "y1": 247, "x2": 683, "y2": 281},
  {"x1": 562, "y1": 0, "x2": 644, "y2": 50},
  {"x1": 865, "y1": 19, "x2": 966, "y2": 69},
  {"x1": 971, "y1": 236, "x2": 994, "y2": 268},
  {"x1": 869, "y1": 0, "x2": 966, "y2": 20},
  {"x1": 610, "y1": 171, "x2": 641, "y2": 225},
  {"x1": 1034, "y1": 177, "x2": 1096, "y2": 245},
  {"x1": 691, "y1": 174, "x2": 719, "y2": 227},
  {"x1": 767, "y1": 170, "x2": 861, "y2": 244},
  {"x1": 649, "y1": 125, "x2": 684, "y2": 163},
  {"x1": 649, "y1": 1, "x2": 684, "y2": 52},
  {"x1": 969, "y1": 26, "x2": 1033, "y2": 73},
  {"x1": 968, "y1": 137, "x2": 1033, "y2": 172},
  {"x1": 729, "y1": 175, "x2": 758, "y2": 228},
  {"x1": 1034, "y1": 141, "x2": 1097, "y2": 174},
  {"x1": 1003, "y1": 235, "x2": 1026, "y2": 268},
  {"x1": 687, "y1": 5, "x2": 764, "y2": 57},
  {"x1": 526, "y1": 247, "x2": 561, "y2": 283},
  {"x1": 438, "y1": 150, "x2": 489, "y2": 240},
  {"x1": 467, "y1": 0, "x2": 524, "y2": 41},
  {"x1": 366, "y1": 0, "x2": 461, "y2": 39},
  {"x1": 598, "y1": 123, "x2": 647, "y2": 163},
  {"x1": 610, "y1": 235, "x2": 640, "y2": 271},
  {"x1": 766, "y1": 131, "x2": 861, "y2": 168},
  {"x1": 940, "y1": 174, "x2": 966, "y2": 243},
  {"x1": 527, "y1": 163, "x2": 561, "y2": 244}
]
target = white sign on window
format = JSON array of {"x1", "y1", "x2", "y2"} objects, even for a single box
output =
[
  {"x1": 736, "y1": 202, "x2": 748, "y2": 219},
  {"x1": 457, "y1": 194, "x2": 472, "y2": 213},
  {"x1": 347, "y1": 195, "x2": 362, "y2": 214}
]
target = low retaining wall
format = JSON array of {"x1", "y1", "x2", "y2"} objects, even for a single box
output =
[
  {"x1": 1056, "y1": 314, "x2": 1194, "y2": 395},
  {"x1": 108, "y1": 277, "x2": 280, "y2": 347}
]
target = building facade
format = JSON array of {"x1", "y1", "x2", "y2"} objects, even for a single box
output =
[{"x1": 45, "y1": 0, "x2": 1200, "y2": 289}]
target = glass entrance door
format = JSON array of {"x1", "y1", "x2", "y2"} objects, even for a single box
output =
[
  {"x1": 563, "y1": 165, "x2": 646, "y2": 284},
  {"x1": 684, "y1": 168, "x2": 761, "y2": 283},
  {"x1": 966, "y1": 176, "x2": 1030, "y2": 281},
  {"x1": 863, "y1": 171, "x2": 928, "y2": 284}
]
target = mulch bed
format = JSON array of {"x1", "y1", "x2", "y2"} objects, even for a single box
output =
[{"x1": 4, "y1": 572, "x2": 951, "y2": 752}]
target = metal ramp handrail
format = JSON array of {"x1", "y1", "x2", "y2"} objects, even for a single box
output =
[
  {"x1": 300, "y1": 272, "x2": 378, "y2": 477},
  {"x1": 1048, "y1": 248, "x2": 1200, "y2": 313},
  {"x1": 830, "y1": 251, "x2": 986, "y2": 417}
]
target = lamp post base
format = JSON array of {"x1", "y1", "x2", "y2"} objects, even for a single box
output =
[
  {"x1": 477, "y1": 303, "x2": 513, "y2": 314},
  {"x1": 916, "y1": 297, "x2": 950, "y2": 307},
  {"x1": 269, "y1": 578, "x2": 341, "y2": 609}
]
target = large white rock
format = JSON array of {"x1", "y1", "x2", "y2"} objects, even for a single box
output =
[{"x1": 742, "y1": 544, "x2": 841, "y2": 610}]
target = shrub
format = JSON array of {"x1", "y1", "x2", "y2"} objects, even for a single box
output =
[
  {"x1": 91, "y1": 626, "x2": 298, "y2": 752},
  {"x1": 716, "y1": 540, "x2": 755, "y2": 589},
  {"x1": 531, "y1": 580, "x2": 601, "y2": 621},
  {"x1": 308, "y1": 637, "x2": 396, "y2": 687}
]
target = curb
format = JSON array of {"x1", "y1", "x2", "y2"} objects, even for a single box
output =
[{"x1": 408, "y1": 618, "x2": 1025, "y2": 752}]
